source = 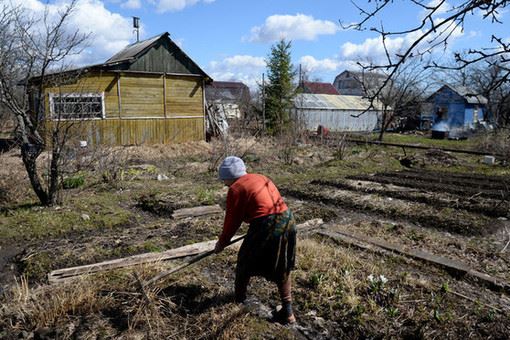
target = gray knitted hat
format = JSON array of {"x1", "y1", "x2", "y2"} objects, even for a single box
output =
[{"x1": 218, "y1": 156, "x2": 247, "y2": 180}]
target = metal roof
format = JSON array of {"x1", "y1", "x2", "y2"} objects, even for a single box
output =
[
  {"x1": 105, "y1": 34, "x2": 163, "y2": 64},
  {"x1": 448, "y1": 85, "x2": 488, "y2": 105},
  {"x1": 294, "y1": 93, "x2": 384, "y2": 111},
  {"x1": 429, "y1": 84, "x2": 488, "y2": 105}
]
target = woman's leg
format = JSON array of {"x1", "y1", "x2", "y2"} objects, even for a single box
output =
[{"x1": 276, "y1": 274, "x2": 296, "y2": 323}]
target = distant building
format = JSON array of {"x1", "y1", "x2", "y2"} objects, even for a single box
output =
[
  {"x1": 0, "y1": 104, "x2": 16, "y2": 151},
  {"x1": 293, "y1": 93, "x2": 383, "y2": 132},
  {"x1": 333, "y1": 70, "x2": 386, "y2": 96},
  {"x1": 426, "y1": 84, "x2": 488, "y2": 131},
  {"x1": 0, "y1": 104, "x2": 16, "y2": 139},
  {"x1": 299, "y1": 81, "x2": 339, "y2": 95},
  {"x1": 205, "y1": 81, "x2": 250, "y2": 119}
]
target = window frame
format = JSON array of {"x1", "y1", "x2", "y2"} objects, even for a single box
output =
[{"x1": 48, "y1": 92, "x2": 106, "y2": 120}]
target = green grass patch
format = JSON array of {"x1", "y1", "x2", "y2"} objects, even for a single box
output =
[
  {"x1": 0, "y1": 191, "x2": 133, "y2": 241},
  {"x1": 62, "y1": 174, "x2": 85, "y2": 189}
]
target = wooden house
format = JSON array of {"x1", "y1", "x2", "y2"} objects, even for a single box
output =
[
  {"x1": 298, "y1": 81, "x2": 339, "y2": 95},
  {"x1": 31, "y1": 32, "x2": 211, "y2": 146},
  {"x1": 427, "y1": 84, "x2": 488, "y2": 130},
  {"x1": 333, "y1": 70, "x2": 386, "y2": 96}
]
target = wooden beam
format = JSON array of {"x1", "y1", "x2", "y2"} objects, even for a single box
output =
[
  {"x1": 318, "y1": 229, "x2": 510, "y2": 295},
  {"x1": 48, "y1": 218, "x2": 325, "y2": 284},
  {"x1": 48, "y1": 239, "x2": 218, "y2": 284},
  {"x1": 202, "y1": 78, "x2": 206, "y2": 139},
  {"x1": 117, "y1": 73, "x2": 122, "y2": 118},
  {"x1": 171, "y1": 205, "x2": 223, "y2": 219},
  {"x1": 338, "y1": 138, "x2": 505, "y2": 158},
  {"x1": 163, "y1": 75, "x2": 167, "y2": 118}
]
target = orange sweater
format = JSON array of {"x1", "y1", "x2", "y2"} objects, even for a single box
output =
[{"x1": 218, "y1": 173, "x2": 288, "y2": 246}]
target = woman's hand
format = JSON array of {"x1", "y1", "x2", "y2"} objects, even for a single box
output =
[{"x1": 214, "y1": 241, "x2": 225, "y2": 253}]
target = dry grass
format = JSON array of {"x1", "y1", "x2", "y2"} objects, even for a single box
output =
[{"x1": 1, "y1": 275, "x2": 113, "y2": 331}]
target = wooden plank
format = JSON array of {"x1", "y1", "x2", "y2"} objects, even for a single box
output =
[
  {"x1": 163, "y1": 76, "x2": 167, "y2": 118},
  {"x1": 48, "y1": 239, "x2": 218, "y2": 283},
  {"x1": 318, "y1": 229, "x2": 510, "y2": 294},
  {"x1": 48, "y1": 219, "x2": 325, "y2": 284},
  {"x1": 340, "y1": 138, "x2": 505, "y2": 158},
  {"x1": 172, "y1": 205, "x2": 223, "y2": 219}
]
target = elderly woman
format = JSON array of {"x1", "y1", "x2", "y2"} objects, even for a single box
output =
[{"x1": 214, "y1": 156, "x2": 297, "y2": 324}]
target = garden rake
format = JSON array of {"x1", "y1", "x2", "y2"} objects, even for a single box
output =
[{"x1": 140, "y1": 234, "x2": 246, "y2": 289}]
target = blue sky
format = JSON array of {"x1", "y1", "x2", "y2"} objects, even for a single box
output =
[{"x1": 10, "y1": 0, "x2": 510, "y2": 90}]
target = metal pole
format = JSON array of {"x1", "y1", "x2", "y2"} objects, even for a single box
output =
[{"x1": 262, "y1": 73, "x2": 266, "y2": 133}]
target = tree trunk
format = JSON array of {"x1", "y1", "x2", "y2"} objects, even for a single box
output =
[
  {"x1": 47, "y1": 132, "x2": 62, "y2": 205},
  {"x1": 378, "y1": 110, "x2": 388, "y2": 141},
  {"x1": 21, "y1": 144, "x2": 50, "y2": 205}
]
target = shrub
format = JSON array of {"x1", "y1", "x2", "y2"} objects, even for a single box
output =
[{"x1": 62, "y1": 175, "x2": 85, "y2": 189}]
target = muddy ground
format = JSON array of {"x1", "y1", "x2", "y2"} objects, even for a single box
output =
[{"x1": 0, "y1": 135, "x2": 509, "y2": 339}]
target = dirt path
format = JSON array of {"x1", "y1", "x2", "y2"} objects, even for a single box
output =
[{"x1": 0, "y1": 243, "x2": 21, "y2": 293}]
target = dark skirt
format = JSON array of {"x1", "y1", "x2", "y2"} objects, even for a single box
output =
[{"x1": 236, "y1": 209, "x2": 296, "y2": 283}]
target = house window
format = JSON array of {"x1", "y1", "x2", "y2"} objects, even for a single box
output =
[{"x1": 49, "y1": 93, "x2": 105, "y2": 120}]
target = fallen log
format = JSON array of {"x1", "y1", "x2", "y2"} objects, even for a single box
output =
[{"x1": 318, "y1": 229, "x2": 510, "y2": 295}]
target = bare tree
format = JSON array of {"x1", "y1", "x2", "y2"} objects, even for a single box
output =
[
  {"x1": 467, "y1": 59, "x2": 510, "y2": 126},
  {"x1": 0, "y1": 1, "x2": 88, "y2": 205},
  {"x1": 376, "y1": 57, "x2": 433, "y2": 140},
  {"x1": 344, "y1": 1, "x2": 510, "y2": 113}
]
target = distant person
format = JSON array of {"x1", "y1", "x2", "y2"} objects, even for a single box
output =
[
  {"x1": 317, "y1": 124, "x2": 329, "y2": 137},
  {"x1": 214, "y1": 156, "x2": 297, "y2": 324}
]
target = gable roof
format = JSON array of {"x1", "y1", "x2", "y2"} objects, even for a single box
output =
[
  {"x1": 429, "y1": 84, "x2": 488, "y2": 105},
  {"x1": 105, "y1": 35, "x2": 162, "y2": 65},
  {"x1": 103, "y1": 32, "x2": 211, "y2": 79},
  {"x1": 30, "y1": 32, "x2": 211, "y2": 83},
  {"x1": 301, "y1": 81, "x2": 339, "y2": 95},
  {"x1": 335, "y1": 70, "x2": 386, "y2": 81}
]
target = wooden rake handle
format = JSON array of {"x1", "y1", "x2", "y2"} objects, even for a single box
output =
[{"x1": 144, "y1": 234, "x2": 246, "y2": 287}]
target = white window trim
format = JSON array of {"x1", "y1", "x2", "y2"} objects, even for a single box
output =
[{"x1": 49, "y1": 92, "x2": 106, "y2": 120}]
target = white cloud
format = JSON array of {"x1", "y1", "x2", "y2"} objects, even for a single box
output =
[
  {"x1": 299, "y1": 56, "x2": 343, "y2": 73},
  {"x1": 419, "y1": 0, "x2": 451, "y2": 19},
  {"x1": 7, "y1": 0, "x2": 135, "y2": 66},
  {"x1": 341, "y1": 23, "x2": 462, "y2": 63},
  {"x1": 121, "y1": 0, "x2": 142, "y2": 9},
  {"x1": 155, "y1": 0, "x2": 214, "y2": 13},
  {"x1": 207, "y1": 55, "x2": 266, "y2": 91},
  {"x1": 248, "y1": 14, "x2": 339, "y2": 42},
  {"x1": 298, "y1": 56, "x2": 357, "y2": 82},
  {"x1": 70, "y1": 0, "x2": 135, "y2": 64}
]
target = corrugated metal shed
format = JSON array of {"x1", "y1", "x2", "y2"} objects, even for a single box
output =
[
  {"x1": 294, "y1": 93, "x2": 381, "y2": 132},
  {"x1": 294, "y1": 93, "x2": 383, "y2": 110}
]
